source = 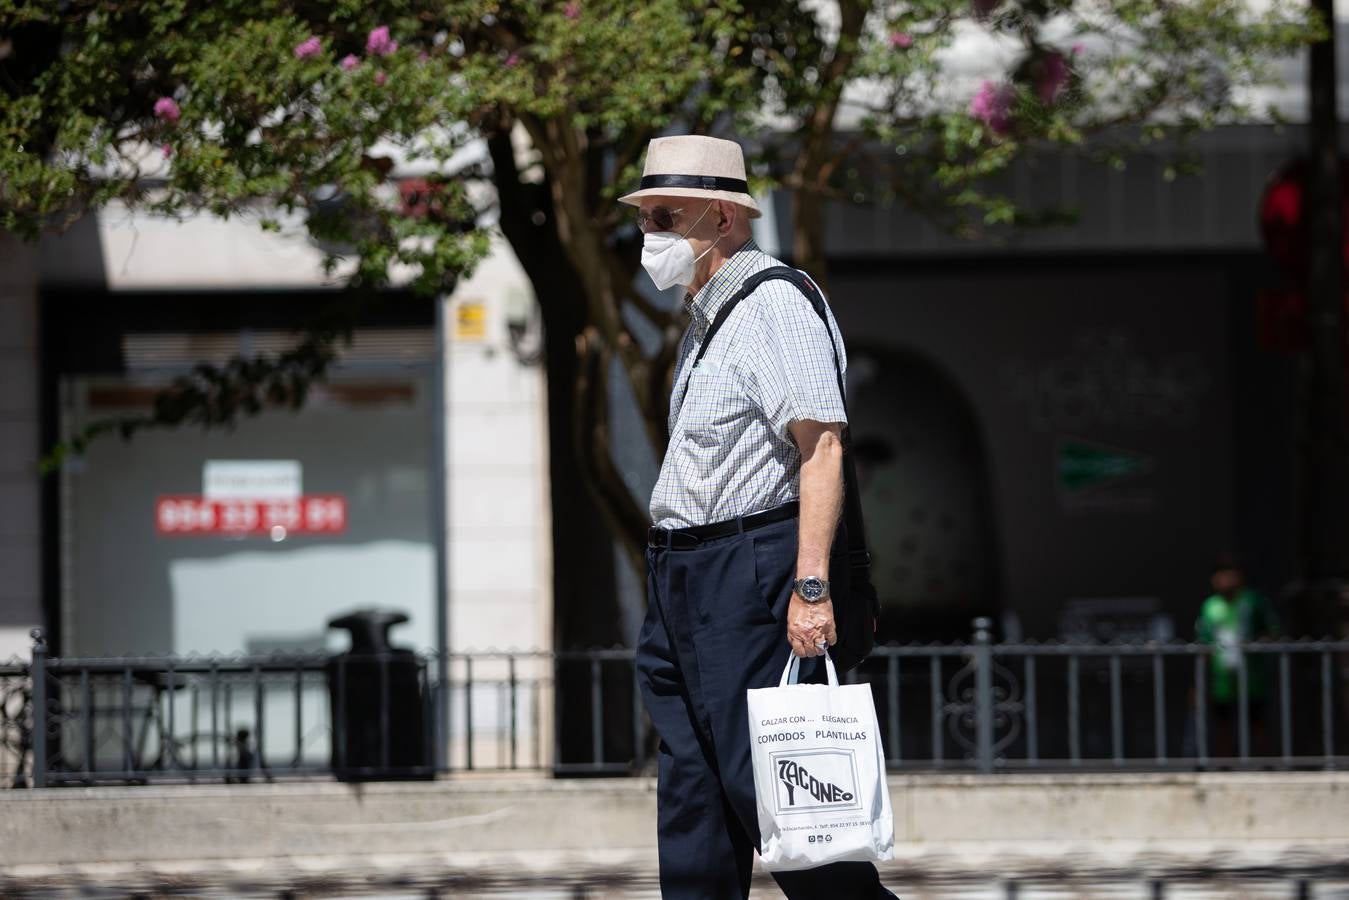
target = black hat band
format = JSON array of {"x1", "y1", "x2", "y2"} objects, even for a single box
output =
[{"x1": 639, "y1": 174, "x2": 750, "y2": 193}]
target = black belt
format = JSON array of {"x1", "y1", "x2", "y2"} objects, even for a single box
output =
[{"x1": 648, "y1": 501, "x2": 799, "y2": 551}]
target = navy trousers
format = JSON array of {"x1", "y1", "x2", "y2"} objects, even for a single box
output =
[{"x1": 636, "y1": 513, "x2": 896, "y2": 899}]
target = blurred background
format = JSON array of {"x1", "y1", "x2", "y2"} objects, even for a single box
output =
[{"x1": 2, "y1": 0, "x2": 1349, "y2": 896}]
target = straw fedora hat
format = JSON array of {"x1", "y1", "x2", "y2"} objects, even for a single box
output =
[{"x1": 619, "y1": 135, "x2": 761, "y2": 218}]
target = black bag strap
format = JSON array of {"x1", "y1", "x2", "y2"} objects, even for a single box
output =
[{"x1": 676, "y1": 266, "x2": 874, "y2": 577}]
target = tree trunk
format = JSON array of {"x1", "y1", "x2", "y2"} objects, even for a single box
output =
[
  {"x1": 791, "y1": 185, "x2": 829, "y2": 286},
  {"x1": 488, "y1": 131, "x2": 628, "y2": 766},
  {"x1": 786, "y1": 0, "x2": 865, "y2": 287}
]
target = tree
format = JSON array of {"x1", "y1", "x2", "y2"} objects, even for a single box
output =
[{"x1": 2, "y1": 0, "x2": 1322, "y2": 665}]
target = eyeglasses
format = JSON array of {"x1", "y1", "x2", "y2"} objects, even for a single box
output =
[{"x1": 636, "y1": 206, "x2": 684, "y2": 233}]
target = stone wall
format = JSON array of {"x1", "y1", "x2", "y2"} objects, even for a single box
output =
[{"x1": 0, "y1": 772, "x2": 1346, "y2": 894}]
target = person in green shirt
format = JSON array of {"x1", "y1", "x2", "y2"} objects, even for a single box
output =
[{"x1": 1193, "y1": 557, "x2": 1280, "y2": 760}]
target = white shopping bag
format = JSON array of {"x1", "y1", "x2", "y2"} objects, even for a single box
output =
[{"x1": 747, "y1": 652, "x2": 894, "y2": 870}]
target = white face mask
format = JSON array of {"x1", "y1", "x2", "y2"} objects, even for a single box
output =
[{"x1": 640, "y1": 203, "x2": 720, "y2": 291}]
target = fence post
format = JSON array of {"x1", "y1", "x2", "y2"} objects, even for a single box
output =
[
  {"x1": 973, "y1": 617, "x2": 994, "y2": 774},
  {"x1": 29, "y1": 628, "x2": 47, "y2": 788}
]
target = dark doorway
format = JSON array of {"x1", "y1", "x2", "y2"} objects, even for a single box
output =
[{"x1": 848, "y1": 346, "x2": 1001, "y2": 643}]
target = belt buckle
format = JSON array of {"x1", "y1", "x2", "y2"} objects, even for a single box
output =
[{"x1": 647, "y1": 526, "x2": 700, "y2": 551}]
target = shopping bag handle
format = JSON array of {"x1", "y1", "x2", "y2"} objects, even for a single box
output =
[{"x1": 779, "y1": 651, "x2": 840, "y2": 688}]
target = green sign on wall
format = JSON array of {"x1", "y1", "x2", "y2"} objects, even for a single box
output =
[{"x1": 1057, "y1": 439, "x2": 1154, "y2": 493}]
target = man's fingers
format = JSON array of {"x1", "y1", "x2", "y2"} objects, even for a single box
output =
[
  {"x1": 806, "y1": 625, "x2": 834, "y2": 649},
  {"x1": 790, "y1": 635, "x2": 822, "y2": 657},
  {"x1": 788, "y1": 625, "x2": 836, "y2": 656}
]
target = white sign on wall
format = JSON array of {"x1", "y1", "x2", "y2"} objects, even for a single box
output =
[{"x1": 203, "y1": 460, "x2": 302, "y2": 501}]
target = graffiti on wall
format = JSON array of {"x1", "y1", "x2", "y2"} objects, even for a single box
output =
[{"x1": 1004, "y1": 331, "x2": 1212, "y2": 433}]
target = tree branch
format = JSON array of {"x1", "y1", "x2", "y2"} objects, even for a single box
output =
[{"x1": 789, "y1": 0, "x2": 870, "y2": 278}]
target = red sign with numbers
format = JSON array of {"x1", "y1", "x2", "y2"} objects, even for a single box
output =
[{"x1": 156, "y1": 495, "x2": 347, "y2": 536}]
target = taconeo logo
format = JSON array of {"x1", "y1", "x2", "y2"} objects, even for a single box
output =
[{"x1": 770, "y1": 748, "x2": 862, "y2": 816}]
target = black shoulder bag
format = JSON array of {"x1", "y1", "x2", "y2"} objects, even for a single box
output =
[{"x1": 683, "y1": 265, "x2": 879, "y2": 671}]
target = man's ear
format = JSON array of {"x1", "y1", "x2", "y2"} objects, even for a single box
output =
[{"x1": 718, "y1": 200, "x2": 735, "y2": 234}]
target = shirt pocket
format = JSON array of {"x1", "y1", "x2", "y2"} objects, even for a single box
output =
[
  {"x1": 679, "y1": 358, "x2": 751, "y2": 450},
  {"x1": 682, "y1": 406, "x2": 743, "y2": 449}
]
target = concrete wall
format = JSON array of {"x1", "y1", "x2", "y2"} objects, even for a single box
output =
[
  {"x1": 444, "y1": 237, "x2": 551, "y2": 656},
  {"x1": 0, "y1": 773, "x2": 1345, "y2": 889},
  {"x1": 443, "y1": 237, "x2": 553, "y2": 768},
  {"x1": 0, "y1": 235, "x2": 41, "y2": 663}
]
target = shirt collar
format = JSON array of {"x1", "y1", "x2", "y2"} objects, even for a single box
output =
[{"x1": 684, "y1": 238, "x2": 760, "y2": 329}]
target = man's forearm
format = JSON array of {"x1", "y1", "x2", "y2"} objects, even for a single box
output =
[{"x1": 795, "y1": 426, "x2": 845, "y2": 579}]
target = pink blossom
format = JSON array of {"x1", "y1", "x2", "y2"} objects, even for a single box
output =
[
  {"x1": 889, "y1": 31, "x2": 913, "y2": 49},
  {"x1": 161, "y1": 143, "x2": 172, "y2": 159},
  {"x1": 366, "y1": 25, "x2": 398, "y2": 56},
  {"x1": 972, "y1": 0, "x2": 1001, "y2": 19},
  {"x1": 417, "y1": 50, "x2": 430, "y2": 62},
  {"x1": 505, "y1": 52, "x2": 520, "y2": 67},
  {"x1": 1036, "y1": 51, "x2": 1069, "y2": 105},
  {"x1": 340, "y1": 53, "x2": 359, "y2": 70},
  {"x1": 153, "y1": 96, "x2": 180, "y2": 123},
  {"x1": 564, "y1": 2, "x2": 581, "y2": 19},
  {"x1": 374, "y1": 70, "x2": 388, "y2": 86},
  {"x1": 293, "y1": 36, "x2": 322, "y2": 59},
  {"x1": 969, "y1": 80, "x2": 1014, "y2": 135},
  {"x1": 1071, "y1": 42, "x2": 1084, "y2": 56}
]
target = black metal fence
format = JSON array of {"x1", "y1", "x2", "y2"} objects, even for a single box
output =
[
  {"x1": 0, "y1": 658, "x2": 31, "y2": 787},
  {"x1": 868, "y1": 619, "x2": 1349, "y2": 772},
  {"x1": 3, "y1": 621, "x2": 1347, "y2": 786}
]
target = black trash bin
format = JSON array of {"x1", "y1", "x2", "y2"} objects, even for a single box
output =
[{"x1": 326, "y1": 609, "x2": 431, "y2": 780}]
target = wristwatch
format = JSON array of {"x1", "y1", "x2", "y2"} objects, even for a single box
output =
[{"x1": 792, "y1": 576, "x2": 831, "y2": 603}]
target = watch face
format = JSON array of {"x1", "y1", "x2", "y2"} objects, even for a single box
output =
[{"x1": 800, "y1": 577, "x2": 824, "y2": 601}]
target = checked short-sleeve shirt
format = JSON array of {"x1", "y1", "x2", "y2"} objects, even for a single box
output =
[{"x1": 649, "y1": 239, "x2": 848, "y2": 530}]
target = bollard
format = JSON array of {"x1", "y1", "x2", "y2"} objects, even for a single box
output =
[
  {"x1": 29, "y1": 628, "x2": 47, "y2": 788},
  {"x1": 973, "y1": 617, "x2": 994, "y2": 774}
]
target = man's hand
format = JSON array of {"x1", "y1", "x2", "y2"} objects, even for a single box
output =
[{"x1": 788, "y1": 595, "x2": 837, "y2": 657}]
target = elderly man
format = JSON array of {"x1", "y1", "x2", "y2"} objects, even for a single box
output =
[{"x1": 623, "y1": 135, "x2": 895, "y2": 898}]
